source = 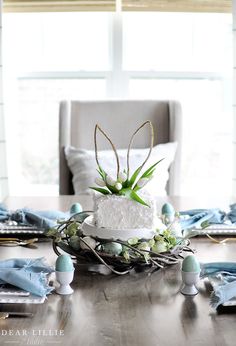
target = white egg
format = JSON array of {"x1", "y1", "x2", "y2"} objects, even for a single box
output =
[
  {"x1": 80, "y1": 236, "x2": 97, "y2": 250},
  {"x1": 95, "y1": 177, "x2": 106, "y2": 187},
  {"x1": 152, "y1": 241, "x2": 167, "y2": 253},
  {"x1": 118, "y1": 172, "x2": 127, "y2": 182},
  {"x1": 137, "y1": 242, "x2": 150, "y2": 252},
  {"x1": 115, "y1": 182, "x2": 122, "y2": 190},
  {"x1": 106, "y1": 175, "x2": 116, "y2": 186}
]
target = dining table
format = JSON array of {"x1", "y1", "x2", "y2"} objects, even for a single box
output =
[{"x1": 0, "y1": 195, "x2": 236, "y2": 346}]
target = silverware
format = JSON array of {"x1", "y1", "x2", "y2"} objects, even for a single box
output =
[
  {"x1": 0, "y1": 312, "x2": 33, "y2": 319},
  {"x1": 0, "y1": 288, "x2": 30, "y2": 296},
  {"x1": 0, "y1": 238, "x2": 38, "y2": 246}
]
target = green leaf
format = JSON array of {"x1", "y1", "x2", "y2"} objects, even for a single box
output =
[
  {"x1": 90, "y1": 187, "x2": 111, "y2": 195},
  {"x1": 122, "y1": 250, "x2": 130, "y2": 262},
  {"x1": 122, "y1": 180, "x2": 129, "y2": 188},
  {"x1": 106, "y1": 184, "x2": 117, "y2": 194},
  {"x1": 137, "y1": 242, "x2": 150, "y2": 251},
  {"x1": 165, "y1": 236, "x2": 177, "y2": 248},
  {"x1": 97, "y1": 165, "x2": 107, "y2": 180},
  {"x1": 143, "y1": 253, "x2": 150, "y2": 263},
  {"x1": 148, "y1": 238, "x2": 155, "y2": 248},
  {"x1": 154, "y1": 235, "x2": 163, "y2": 242},
  {"x1": 141, "y1": 159, "x2": 164, "y2": 177},
  {"x1": 96, "y1": 169, "x2": 105, "y2": 180},
  {"x1": 45, "y1": 228, "x2": 61, "y2": 238},
  {"x1": 152, "y1": 241, "x2": 167, "y2": 253},
  {"x1": 120, "y1": 188, "x2": 150, "y2": 207},
  {"x1": 130, "y1": 190, "x2": 150, "y2": 207},
  {"x1": 121, "y1": 170, "x2": 129, "y2": 188},
  {"x1": 144, "y1": 168, "x2": 155, "y2": 178},
  {"x1": 140, "y1": 159, "x2": 164, "y2": 179},
  {"x1": 127, "y1": 237, "x2": 139, "y2": 245},
  {"x1": 128, "y1": 166, "x2": 142, "y2": 188},
  {"x1": 201, "y1": 220, "x2": 210, "y2": 229},
  {"x1": 64, "y1": 222, "x2": 78, "y2": 237},
  {"x1": 131, "y1": 159, "x2": 165, "y2": 191}
]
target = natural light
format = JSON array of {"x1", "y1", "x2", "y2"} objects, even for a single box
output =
[{"x1": 2, "y1": 11, "x2": 233, "y2": 196}]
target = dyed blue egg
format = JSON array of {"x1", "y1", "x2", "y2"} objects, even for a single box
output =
[
  {"x1": 69, "y1": 235, "x2": 80, "y2": 251},
  {"x1": 182, "y1": 255, "x2": 200, "y2": 273},
  {"x1": 102, "y1": 242, "x2": 123, "y2": 256},
  {"x1": 161, "y1": 203, "x2": 175, "y2": 216},
  {"x1": 55, "y1": 255, "x2": 74, "y2": 272},
  {"x1": 70, "y1": 203, "x2": 82, "y2": 215}
]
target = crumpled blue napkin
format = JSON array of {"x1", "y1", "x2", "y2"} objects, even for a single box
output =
[
  {"x1": 179, "y1": 208, "x2": 226, "y2": 230},
  {"x1": 227, "y1": 204, "x2": 236, "y2": 223},
  {"x1": 0, "y1": 257, "x2": 54, "y2": 297},
  {"x1": 201, "y1": 262, "x2": 236, "y2": 308},
  {"x1": 0, "y1": 204, "x2": 69, "y2": 230}
]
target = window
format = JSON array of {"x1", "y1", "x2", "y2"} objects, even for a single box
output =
[{"x1": 2, "y1": 11, "x2": 232, "y2": 196}]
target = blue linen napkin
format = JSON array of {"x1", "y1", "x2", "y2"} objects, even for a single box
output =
[
  {"x1": 179, "y1": 208, "x2": 226, "y2": 230},
  {"x1": 0, "y1": 257, "x2": 54, "y2": 297},
  {"x1": 0, "y1": 204, "x2": 70, "y2": 230},
  {"x1": 227, "y1": 204, "x2": 236, "y2": 223},
  {"x1": 201, "y1": 262, "x2": 236, "y2": 278},
  {"x1": 201, "y1": 262, "x2": 236, "y2": 308}
]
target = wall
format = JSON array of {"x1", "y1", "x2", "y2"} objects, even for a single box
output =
[
  {"x1": 234, "y1": 1, "x2": 236, "y2": 194},
  {"x1": 0, "y1": 0, "x2": 8, "y2": 200}
]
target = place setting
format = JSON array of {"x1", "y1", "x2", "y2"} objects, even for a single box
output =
[{"x1": 0, "y1": 121, "x2": 236, "y2": 328}]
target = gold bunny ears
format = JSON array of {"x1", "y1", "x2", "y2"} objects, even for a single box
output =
[
  {"x1": 94, "y1": 120, "x2": 154, "y2": 180},
  {"x1": 91, "y1": 121, "x2": 163, "y2": 206}
]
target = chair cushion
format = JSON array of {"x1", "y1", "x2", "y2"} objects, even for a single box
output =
[{"x1": 64, "y1": 142, "x2": 177, "y2": 197}]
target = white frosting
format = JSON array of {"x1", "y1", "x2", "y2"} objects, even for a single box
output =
[{"x1": 93, "y1": 192, "x2": 156, "y2": 230}]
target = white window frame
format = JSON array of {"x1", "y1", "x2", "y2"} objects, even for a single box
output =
[
  {"x1": 16, "y1": 11, "x2": 228, "y2": 99},
  {"x1": 3, "y1": 10, "x2": 232, "y2": 196}
]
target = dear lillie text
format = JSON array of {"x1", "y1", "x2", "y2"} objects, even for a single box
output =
[{"x1": 0, "y1": 329, "x2": 64, "y2": 336}]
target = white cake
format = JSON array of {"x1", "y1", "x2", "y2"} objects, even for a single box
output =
[{"x1": 93, "y1": 192, "x2": 157, "y2": 230}]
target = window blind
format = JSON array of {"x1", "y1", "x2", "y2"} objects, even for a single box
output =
[
  {"x1": 122, "y1": 0, "x2": 232, "y2": 13},
  {"x1": 3, "y1": 0, "x2": 116, "y2": 12},
  {"x1": 0, "y1": 0, "x2": 9, "y2": 200},
  {"x1": 3, "y1": 0, "x2": 232, "y2": 14}
]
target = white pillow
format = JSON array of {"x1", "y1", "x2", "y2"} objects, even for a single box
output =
[{"x1": 64, "y1": 142, "x2": 177, "y2": 196}]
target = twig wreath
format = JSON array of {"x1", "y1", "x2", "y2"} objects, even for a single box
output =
[{"x1": 47, "y1": 210, "x2": 193, "y2": 275}]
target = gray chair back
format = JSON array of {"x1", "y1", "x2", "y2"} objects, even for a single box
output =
[{"x1": 59, "y1": 100, "x2": 182, "y2": 195}]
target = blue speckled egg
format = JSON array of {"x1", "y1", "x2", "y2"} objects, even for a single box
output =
[
  {"x1": 69, "y1": 235, "x2": 80, "y2": 251},
  {"x1": 55, "y1": 255, "x2": 74, "y2": 272},
  {"x1": 182, "y1": 255, "x2": 200, "y2": 273},
  {"x1": 161, "y1": 203, "x2": 175, "y2": 216},
  {"x1": 70, "y1": 203, "x2": 83, "y2": 215},
  {"x1": 102, "y1": 242, "x2": 123, "y2": 256}
]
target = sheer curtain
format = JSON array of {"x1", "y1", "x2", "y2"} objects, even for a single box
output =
[
  {"x1": 233, "y1": 0, "x2": 236, "y2": 195},
  {"x1": 0, "y1": 0, "x2": 8, "y2": 200}
]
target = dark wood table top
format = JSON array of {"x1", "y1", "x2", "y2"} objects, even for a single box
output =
[{"x1": 0, "y1": 195, "x2": 236, "y2": 346}]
